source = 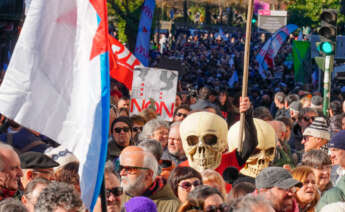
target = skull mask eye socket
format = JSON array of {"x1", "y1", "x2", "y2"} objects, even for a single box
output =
[
  {"x1": 203, "y1": 134, "x2": 217, "y2": 146},
  {"x1": 187, "y1": 135, "x2": 199, "y2": 146},
  {"x1": 266, "y1": 147, "x2": 275, "y2": 156}
]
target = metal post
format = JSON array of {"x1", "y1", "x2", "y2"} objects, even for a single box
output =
[{"x1": 323, "y1": 55, "x2": 331, "y2": 117}]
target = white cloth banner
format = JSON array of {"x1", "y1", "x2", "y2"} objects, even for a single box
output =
[
  {"x1": 0, "y1": 0, "x2": 110, "y2": 209},
  {"x1": 130, "y1": 67, "x2": 178, "y2": 121}
]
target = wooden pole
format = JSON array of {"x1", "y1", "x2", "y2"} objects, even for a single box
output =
[{"x1": 238, "y1": 0, "x2": 254, "y2": 152}]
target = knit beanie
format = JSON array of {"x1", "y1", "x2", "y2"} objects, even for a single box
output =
[{"x1": 303, "y1": 117, "x2": 330, "y2": 140}]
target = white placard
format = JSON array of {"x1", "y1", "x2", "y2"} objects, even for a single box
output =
[{"x1": 130, "y1": 67, "x2": 178, "y2": 121}]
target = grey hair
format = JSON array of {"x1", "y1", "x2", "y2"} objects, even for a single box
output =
[
  {"x1": 23, "y1": 178, "x2": 50, "y2": 201},
  {"x1": 229, "y1": 194, "x2": 273, "y2": 212},
  {"x1": 138, "y1": 139, "x2": 163, "y2": 161},
  {"x1": 0, "y1": 198, "x2": 28, "y2": 212},
  {"x1": 0, "y1": 142, "x2": 14, "y2": 151},
  {"x1": 0, "y1": 143, "x2": 16, "y2": 172},
  {"x1": 104, "y1": 160, "x2": 120, "y2": 179},
  {"x1": 301, "y1": 149, "x2": 332, "y2": 168},
  {"x1": 138, "y1": 118, "x2": 169, "y2": 141},
  {"x1": 143, "y1": 151, "x2": 159, "y2": 179},
  {"x1": 34, "y1": 182, "x2": 83, "y2": 212}
]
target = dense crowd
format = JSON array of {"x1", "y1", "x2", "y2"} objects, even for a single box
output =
[{"x1": 0, "y1": 27, "x2": 345, "y2": 212}]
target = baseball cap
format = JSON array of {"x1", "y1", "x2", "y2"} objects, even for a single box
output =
[
  {"x1": 329, "y1": 130, "x2": 345, "y2": 150},
  {"x1": 256, "y1": 167, "x2": 302, "y2": 190}
]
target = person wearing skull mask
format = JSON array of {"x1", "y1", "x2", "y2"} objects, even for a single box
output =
[
  {"x1": 228, "y1": 118, "x2": 277, "y2": 179},
  {"x1": 179, "y1": 97, "x2": 257, "y2": 187}
]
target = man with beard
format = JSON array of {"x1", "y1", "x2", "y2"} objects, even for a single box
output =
[
  {"x1": 107, "y1": 117, "x2": 133, "y2": 161},
  {"x1": 0, "y1": 143, "x2": 23, "y2": 201},
  {"x1": 119, "y1": 146, "x2": 180, "y2": 212},
  {"x1": 104, "y1": 161, "x2": 122, "y2": 212},
  {"x1": 256, "y1": 167, "x2": 302, "y2": 212}
]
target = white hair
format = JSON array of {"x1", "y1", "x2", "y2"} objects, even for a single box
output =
[
  {"x1": 0, "y1": 143, "x2": 15, "y2": 172},
  {"x1": 143, "y1": 151, "x2": 159, "y2": 179}
]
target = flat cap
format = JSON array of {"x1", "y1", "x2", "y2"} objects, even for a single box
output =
[
  {"x1": 20, "y1": 151, "x2": 59, "y2": 169},
  {"x1": 256, "y1": 167, "x2": 302, "y2": 190}
]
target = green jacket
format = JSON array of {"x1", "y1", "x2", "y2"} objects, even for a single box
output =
[
  {"x1": 316, "y1": 175, "x2": 345, "y2": 211},
  {"x1": 121, "y1": 183, "x2": 180, "y2": 212}
]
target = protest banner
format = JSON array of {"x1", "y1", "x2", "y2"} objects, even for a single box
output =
[{"x1": 130, "y1": 67, "x2": 178, "y2": 121}]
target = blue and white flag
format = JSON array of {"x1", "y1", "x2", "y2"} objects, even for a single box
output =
[
  {"x1": 228, "y1": 70, "x2": 239, "y2": 88},
  {"x1": 0, "y1": 0, "x2": 110, "y2": 210},
  {"x1": 135, "y1": 0, "x2": 155, "y2": 66}
]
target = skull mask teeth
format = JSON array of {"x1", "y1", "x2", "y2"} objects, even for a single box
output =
[
  {"x1": 228, "y1": 118, "x2": 276, "y2": 178},
  {"x1": 180, "y1": 112, "x2": 228, "y2": 172}
]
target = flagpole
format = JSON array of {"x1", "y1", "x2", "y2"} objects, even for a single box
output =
[
  {"x1": 238, "y1": 0, "x2": 254, "y2": 152},
  {"x1": 100, "y1": 178, "x2": 107, "y2": 212}
]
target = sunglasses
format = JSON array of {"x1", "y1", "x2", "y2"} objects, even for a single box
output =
[
  {"x1": 118, "y1": 165, "x2": 149, "y2": 175},
  {"x1": 205, "y1": 204, "x2": 228, "y2": 212},
  {"x1": 132, "y1": 127, "x2": 143, "y2": 132},
  {"x1": 176, "y1": 112, "x2": 188, "y2": 118},
  {"x1": 113, "y1": 127, "x2": 130, "y2": 133},
  {"x1": 106, "y1": 187, "x2": 123, "y2": 198},
  {"x1": 178, "y1": 180, "x2": 201, "y2": 190},
  {"x1": 303, "y1": 116, "x2": 315, "y2": 122}
]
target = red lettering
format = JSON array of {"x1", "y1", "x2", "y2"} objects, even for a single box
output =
[
  {"x1": 160, "y1": 102, "x2": 174, "y2": 118},
  {"x1": 130, "y1": 98, "x2": 145, "y2": 112}
]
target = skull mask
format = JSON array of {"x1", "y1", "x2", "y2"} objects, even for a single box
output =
[
  {"x1": 228, "y1": 118, "x2": 276, "y2": 178},
  {"x1": 180, "y1": 112, "x2": 228, "y2": 172}
]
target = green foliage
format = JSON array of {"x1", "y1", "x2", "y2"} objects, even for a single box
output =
[
  {"x1": 107, "y1": 0, "x2": 144, "y2": 51},
  {"x1": 287, "y1": 0, "x2": 344, "y2": 32}
]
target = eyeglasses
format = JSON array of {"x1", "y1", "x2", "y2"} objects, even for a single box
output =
[
  {"x1": 176, "y1": 112, "x2": 188, "y2": 118},
  {"x1": 178, "y1": 180, "x2": 201, "y2": 190},
  {"x1": 303, "y1": 116, "x2": 315, "y2": 122},
  {"x1": 132, "y1": 127, "x2": 143, "y2": 132},
  {"x1": 205, "y1": 204, "x2": 228, "y2": 212},
  {"x1": 106, "y1": 187, "x2": 123, "y2": 198},
  {"x1": 113, "y1": 127, "x2": 130, "y2": 133},
  {"x1": 118, "y1": 165, "x2": 149, "y2": 175}
]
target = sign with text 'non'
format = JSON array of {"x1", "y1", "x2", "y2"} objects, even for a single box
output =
[
  {"x1": 130, "y1": 67, "x2": 178, "y2": 121},
  {"x1": 258, "y1": 10, "x2": 287, "y2": 33}
]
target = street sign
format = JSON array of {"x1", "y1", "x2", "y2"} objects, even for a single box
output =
[{"x1": 258, "y1": 10, "x2": 287, "y2": 33}]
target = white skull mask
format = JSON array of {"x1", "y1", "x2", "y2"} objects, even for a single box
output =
[
  {"x1": 228, "y1": 118, "x2": 276, "y2": 178},
  {"x1": 180, "y1": 112, "x2": 228, "y2": 172}
]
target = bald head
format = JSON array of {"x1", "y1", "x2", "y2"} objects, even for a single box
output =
[
  {"x1": 119, "y1": 146, "x2": 159, "y2": 179},
  {"x1": 268, "y1": 120, "x2": 286, "y2": 142}
]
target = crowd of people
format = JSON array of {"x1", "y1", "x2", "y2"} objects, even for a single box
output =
[{"x1": 1, "y1": 27, "x2": 345, "y2": 212}]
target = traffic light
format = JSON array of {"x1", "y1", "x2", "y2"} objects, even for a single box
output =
[
  {"x1": 317, "y1": 9, "x2": 337, "y2": 55},
  {"x1": 252, "y1": 14, "x2": 257, "y2": 24}
]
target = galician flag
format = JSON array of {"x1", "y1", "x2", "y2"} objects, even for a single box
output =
[{"x1": 0, "y1": 0, "x2": 110, "y2": 210}]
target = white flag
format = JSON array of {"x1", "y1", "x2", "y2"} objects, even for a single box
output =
[{"x1": 0, "y1": 0, "x2": 110, "y2": 209}]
